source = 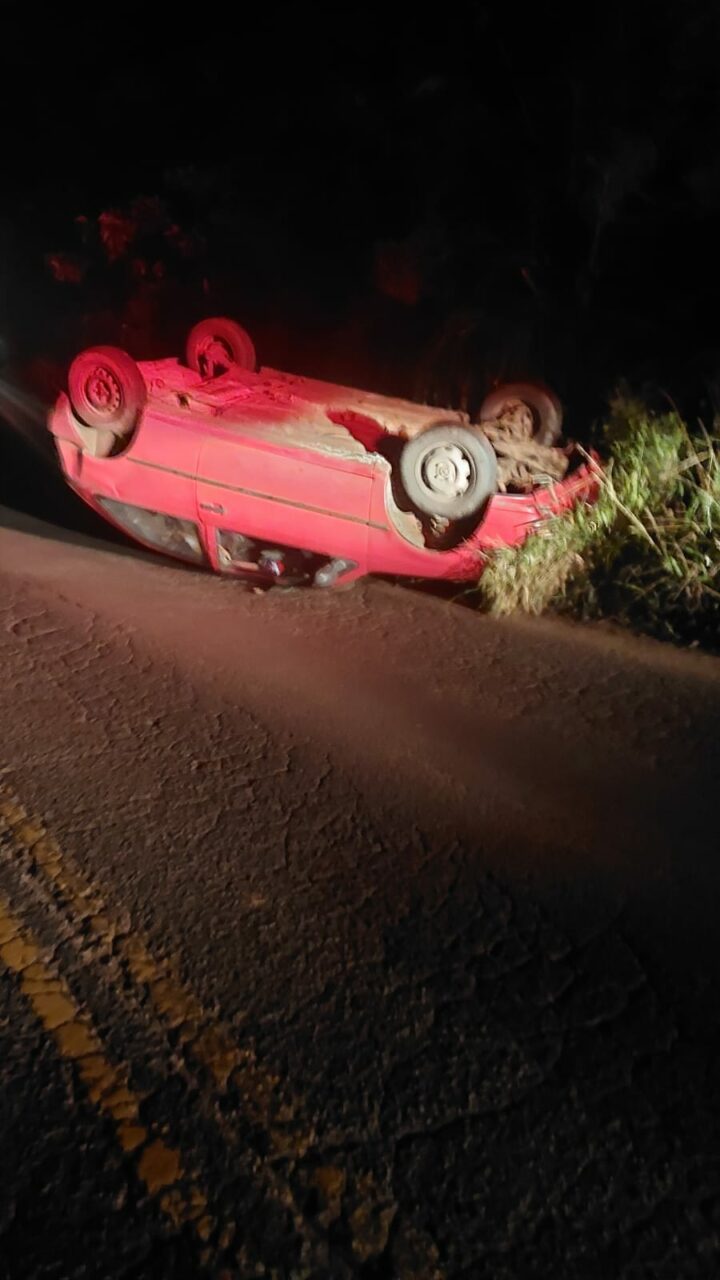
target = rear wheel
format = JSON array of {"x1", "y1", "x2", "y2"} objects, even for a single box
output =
[
  {"x1": 67, "y1": 345, "x2": 146, "y2": 457},
  {"x1": 186, "y1": 317, "x2": 256, "y2": 378},
  {"x1": 399, "y1": 423, "x2": 498, "y2": 521},
  {"x1": 479, "y1": 381, "x2": 563, "y2": 446}
]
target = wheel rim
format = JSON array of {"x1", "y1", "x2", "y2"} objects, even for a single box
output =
[
  {"x1": 84, "y1": 365, "x2": 123, "y2": 419},
  {"x1": 417, "y1": 442, "x2": 474, "y2": 500},
  {"x1": 197, "y1": 336, "x2": 234, "y2": 377},
  {"x1": 494, "y1": 397, "x2": 535, "y2": 436}
]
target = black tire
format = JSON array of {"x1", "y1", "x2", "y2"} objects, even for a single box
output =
[
  {"x1": 479, "y1": 381, "x2": 563, "y2": 446},
  {"x1": 68, "y1": 345, "x2": 146, "y2": 436},
  {"x1": 186, "y1": 317, "x2": 256, "y2": 377},
  {"x1": 399, "y1": 423, "x2": 498, "y2": 521}
]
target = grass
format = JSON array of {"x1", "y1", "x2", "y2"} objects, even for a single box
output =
[{"x1": 475, "y1": 395, "x2": 720, "y2": 650}]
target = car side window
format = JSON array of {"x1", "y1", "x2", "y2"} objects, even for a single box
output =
[{"x1": 96, "y1": 497, "x2": 206, "y2": 565}]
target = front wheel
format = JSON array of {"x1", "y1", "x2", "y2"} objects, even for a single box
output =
[
  {"x1": 399, "y1": 424, "x2": 498, "y2": 521},
  {"x1": 479, "y1": 381, "x2": 563, "y2": 446}
]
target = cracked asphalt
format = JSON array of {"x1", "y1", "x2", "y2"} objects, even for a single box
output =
[{"x1": 0, "y1": 494, "x2": 719, "y2": 1279}]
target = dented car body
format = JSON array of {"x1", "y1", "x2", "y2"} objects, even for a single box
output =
[{"x1": 48, "y1": 319, "x2": 599, "y2": 588}]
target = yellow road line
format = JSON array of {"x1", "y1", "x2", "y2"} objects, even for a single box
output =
[
  {"x1": 0, "y1": 783, "x2": 307, "y2": 1148},
  {"x1": 0, "y1": 780, "x2": 444, "y2": 1275},
  {"x1": 0, "y1": 892, "x2": 213, "y2": 1243}
]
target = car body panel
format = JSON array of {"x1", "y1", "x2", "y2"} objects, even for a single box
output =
[{"x1": 196, "y1": 429, "x2": 375, "y2": 572}]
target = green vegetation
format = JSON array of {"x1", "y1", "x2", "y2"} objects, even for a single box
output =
[{"x1": 476, "y1": 397, "x2": 720, "y2": 650}]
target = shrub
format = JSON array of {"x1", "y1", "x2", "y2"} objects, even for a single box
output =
[{"x1": 475, "y1": 396, "x2": 720, "y2": 649}]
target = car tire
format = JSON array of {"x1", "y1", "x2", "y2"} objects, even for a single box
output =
[
  {"x1": 68, "y1": 345, "x2": 146, "y2": 437},
  {"x1": 186, "y1": 317, "x2": 256, "y2": 377},
  {"x1": 399, "y1": 423, "x2": 498, "y2": 521},
  {"x1": 479, "y1": 381, "x2": 563, "y2": 446}
]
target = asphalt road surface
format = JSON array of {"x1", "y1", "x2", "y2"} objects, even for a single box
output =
[{"x1": 1, "y1": 490, "x2": 719, "y2": 1279}]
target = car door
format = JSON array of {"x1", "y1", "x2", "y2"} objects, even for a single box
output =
[{"x1": 196, "y1": 429, "x2": 374, "y2": 569}]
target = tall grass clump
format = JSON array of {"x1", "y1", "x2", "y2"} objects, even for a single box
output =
[{"x1": 476, "y1": 396, "x2": 720, "y2": 649}]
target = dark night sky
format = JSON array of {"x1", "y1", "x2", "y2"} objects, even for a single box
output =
[{"x1": 2, "y1": 1, "x2": 719, "y2": 417}]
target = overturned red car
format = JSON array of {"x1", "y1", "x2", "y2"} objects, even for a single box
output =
[{"x1": 48, "y1": 317, "x2": 598, "y2": 588}]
